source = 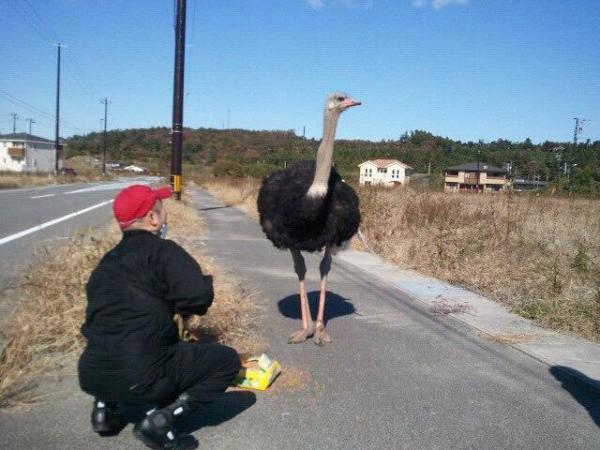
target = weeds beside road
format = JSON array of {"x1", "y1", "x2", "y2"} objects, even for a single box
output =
[
  {"x1": 0, "y1": 195, "x2": 259, "y2": 408},
  {"x1": 201, "y1": 176, "x2": 600, "y2": 343}
]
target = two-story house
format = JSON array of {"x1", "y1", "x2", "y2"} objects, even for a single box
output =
[
  {"x1": 358, "y1": 159, "x2": 412, "y2": 187},
  {"x1": 444, "y1": 162, "x2": 508, "y2": 193},
  {"x1": 0, "y1": 133, "x2": 62, "y2": 173}
]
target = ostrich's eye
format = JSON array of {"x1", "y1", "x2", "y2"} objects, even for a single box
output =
[{"x1": 336, "y1": 96, "x2": 345, "y2": 102}]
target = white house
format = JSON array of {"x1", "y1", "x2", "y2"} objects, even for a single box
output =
[
  {"x1": 358, "y1": 159, "x2": 412, "y2": 187},
  {"x1": 0, "y1": 133, "x2": 62, "y2": 173}
]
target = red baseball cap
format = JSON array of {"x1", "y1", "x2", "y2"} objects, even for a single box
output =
[{"x1": 113, "y1": 184, "x2": 172, "y2": 229}]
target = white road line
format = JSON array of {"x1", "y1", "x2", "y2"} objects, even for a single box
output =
[
  {"x1": 30, "y1": 194, "x2": 56, "y2": 199},
  {"x1": 0, "y1": 200, "x2": 114, "y2": 246}
]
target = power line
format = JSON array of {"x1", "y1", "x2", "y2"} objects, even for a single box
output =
[
  {"x1": 7, "y1": 0, "x2": 55, "y2": 43},
  {"x1": 9, "y1": 0, "x2": 101, "y2": 103},
  {"x1": 190, "y1": 0, "x2": 197, "y2": 43},
  {"x1": 64, "y1": 53, "x2": 100, "y2": 100},
  {"x1": 0, "y1": 89, "x2": 92, "y2": 133},
  {"x1": 22, "y1": 0, "x2": 60, "y2": 42}
]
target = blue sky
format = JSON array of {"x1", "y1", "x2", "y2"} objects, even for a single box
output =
[{"x1": 1, "y1": 0, "x2": 598, "y2": 143}]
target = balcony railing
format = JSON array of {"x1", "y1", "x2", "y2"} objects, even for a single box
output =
[{"x1": 8, "y1": 147, "x2": 25, "y2": 159}]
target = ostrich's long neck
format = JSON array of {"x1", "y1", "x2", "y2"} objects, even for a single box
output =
[{"x1": 307, "y1": 111, "x2": 339, "y2": 198}]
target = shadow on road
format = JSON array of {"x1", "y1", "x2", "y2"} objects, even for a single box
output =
[
  {"x1": 550, "y1": 365, "x2": 600, "y2": 428},
  {"x1": 277, "y1": 291, "x2": 355, "y2": 326},
  {"x1": 178, "y1": 390, "x2": 257, "y2": 434},
  {"x1": 118, "y1": 390, "x2": 256, "y2": 435}
]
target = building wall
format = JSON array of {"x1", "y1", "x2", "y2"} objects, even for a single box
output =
[
  {"x1": 444, "y1": 170, "x2": 507, "y2": 193},
  {"x1": 0, "y1": 140, "x2": 58, "y2": 172},
  {"x1": 27, "y1": 143, "x2": 57, "y2": 172},
  {"x1": 359, "y1": 163, "x2": 410, "y2": 186},
  {"x1": 0, "y1": 141, "x2": 27, "y2": 172}
]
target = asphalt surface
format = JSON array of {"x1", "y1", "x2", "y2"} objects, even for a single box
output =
[
  {"x1": 0, "y1": 186, "x2": 599, "y2": 449},
  {"x1": 0, "y1": 177, "x2": 159, "y2": 291}
]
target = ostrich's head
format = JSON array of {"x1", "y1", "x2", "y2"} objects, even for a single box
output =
[{"x1": 325, "y1": 92, "x2": 361, "y2": 115}]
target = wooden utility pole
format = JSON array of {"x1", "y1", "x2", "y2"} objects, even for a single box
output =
[
  {"x1": 170, "y1": 0, "x2": 186, "y2": 200},
  {"x1": 54, "y1": 43, "x2": 64, "y2": 174},
  {"x1": 26, "y1": 118, "x2": 35, "y2": 135},
  {"x1": 101, "y1": 98, "x2": 110, "y2": 176},
  {"x1": 10, "y1": 113, "x2": 18, "y2": 133}
]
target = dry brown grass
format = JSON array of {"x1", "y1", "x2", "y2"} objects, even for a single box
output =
[
  {"x1": 0, "y1": 167, "x2": 112, "y2": 190},
  {"x1": 0, "y1": 196, "x2": 260, "y2": 409},
  {"x1": 200, "y1": 177, "x2": 600, "y2": 342},
  {"x1": 0, "y1": 225, "x2": 120, "y2": 408},
  {"x1": 358, "y1": 187, "x2": 600, "y2": 341},
  {"x1": 199, "y1": 177, "x2": 260, "y2": 221}
]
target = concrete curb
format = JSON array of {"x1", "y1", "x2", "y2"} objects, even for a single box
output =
[{"x1": 336, "y1": 249, "x2": 600, "y2": 391}]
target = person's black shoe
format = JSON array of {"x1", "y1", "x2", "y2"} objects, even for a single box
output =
[
  {"x1": 91, "y1": 400, "x2": 128, "y2": 436},
  {"x1": 133, "y1": 409, "x2": 198, "y2": 450}
]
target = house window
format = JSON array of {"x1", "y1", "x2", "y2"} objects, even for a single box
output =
[{"x1": 378, "y1": 168, "x2": 386, "y2": 174}]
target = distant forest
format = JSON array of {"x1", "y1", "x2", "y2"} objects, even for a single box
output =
[{"x1": 65, "y1": 127, "x2": 600, "y2": 195}]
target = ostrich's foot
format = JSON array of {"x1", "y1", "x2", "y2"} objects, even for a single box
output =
[
  {"x1": 314, "y1": 322, "x2": 332, "y2": 346},
  {"x1": 288, "y1": 322, "x2": 315, "y2": 344}
]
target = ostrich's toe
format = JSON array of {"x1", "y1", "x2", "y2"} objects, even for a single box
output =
[
  {"x1": 314, "y1": 323, "x2": 332, "y2": 346},
  {"x1": 288, "y1": 323, "x2": 314, "y2": 344}
]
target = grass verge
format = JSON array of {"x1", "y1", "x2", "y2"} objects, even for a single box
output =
[
  {"x1": 0, "y1": 195, "x2": 260, "y2": 409},
  {"x1": 199, "y1": 176, "x2": 600, "y2": 342}
]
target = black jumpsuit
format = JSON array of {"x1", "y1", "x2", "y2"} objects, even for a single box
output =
[{"x1": 78, "y1": 230, "x2": 240, "y2": 408}]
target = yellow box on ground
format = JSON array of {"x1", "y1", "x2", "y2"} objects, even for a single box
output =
[{"x1": 233, "y1": 354, "x2": 281, "y2": 391}]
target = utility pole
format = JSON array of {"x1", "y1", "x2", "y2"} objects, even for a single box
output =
[
  {"x1": 10, "y1": 113, "x2": 18, "y2": 133},
  {"x1": 227, "y1": 109, "x2": 230, "y2": 129},
  {"x1": 573, "y1": 117, "x2": 586, "y2": 148},
  {"x1": 54, "y1": 43, "x2": 64, "y2": 174},
  {"x1": 101, "y1": 98, "x2": 110, "y2": 176},
  {"x1": 26, "y1": 118, "x2": 35, "y2": 135},
  {"x1": 170, "y1": 0, "x2": 186, "y2": 201},
  {"x1": 476, "y1": 146, "x2": 481, "y2": 193}
]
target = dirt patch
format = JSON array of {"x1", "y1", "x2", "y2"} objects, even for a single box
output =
[
  {"x1": 480, "y1": 332, "x2": 540, "y2": 345},
  {"x1": 267, "y1": 366, "x2": 311, "y2": 394},
  {"x1": 431, "y1": 300, "x2": 472, "y2": 316}
]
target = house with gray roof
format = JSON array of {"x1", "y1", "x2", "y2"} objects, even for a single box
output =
[
  {"x1": 444, "y1": 162, "x2": 508, "y2": 193},
  {"x1": 0, "y1": 133, "x2": 63, "y2": 173}
]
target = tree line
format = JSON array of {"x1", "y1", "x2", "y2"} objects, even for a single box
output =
[{"x1": 65, "y1": 127, "x2": 600, "y2": 195}]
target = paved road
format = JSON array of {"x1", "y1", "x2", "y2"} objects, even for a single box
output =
[
  {"x1": 1, "y1": 186, "x2": 598, "y2": 449},
  {"x1": 0, "y1": 177, "x2": 159, "y2": 291}
]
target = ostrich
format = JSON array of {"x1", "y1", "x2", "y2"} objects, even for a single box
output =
[{"x1": 257, "y1": 92, "x2": 361, "y2": 345}]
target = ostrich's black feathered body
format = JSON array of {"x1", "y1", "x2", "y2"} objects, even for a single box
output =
[{"x1": 257, "y1": 160, "x2": 361, "y2": 252}]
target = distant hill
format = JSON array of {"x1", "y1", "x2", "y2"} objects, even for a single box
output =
[{"x1": 65, "y1": 127, "x2": 600, "y2": 195}]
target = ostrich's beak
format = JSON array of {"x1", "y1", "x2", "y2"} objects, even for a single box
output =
[{"x1": 342, "y1": 98, "x2": 362, "y2": 108}]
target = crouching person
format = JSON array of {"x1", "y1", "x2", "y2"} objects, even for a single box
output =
[{"x1": 78, "y1": 185, "x2": 241, "y2": 450}]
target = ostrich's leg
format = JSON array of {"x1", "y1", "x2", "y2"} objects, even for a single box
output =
[
  {"x1": 315, "y1": 246, "x2": 333, "y2": 346},
  {"x1": 289, "y1": 250, "x2": 314, "y2": 344}
]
